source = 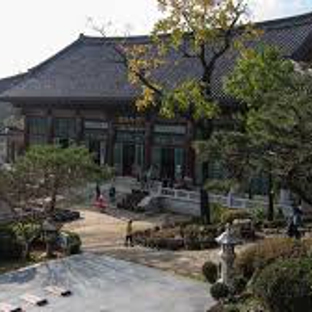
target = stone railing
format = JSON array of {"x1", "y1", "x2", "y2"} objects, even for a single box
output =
[{"x1": 150, "y1": 184, "x2": 293, "y2": 215}]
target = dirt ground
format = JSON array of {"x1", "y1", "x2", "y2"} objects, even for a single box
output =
[{"x1": 64, "y1": 206, "x2": 251, "y2": 280}]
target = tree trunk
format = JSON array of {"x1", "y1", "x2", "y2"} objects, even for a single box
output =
[
  {"x1": 267, "y1": 170, "x2": 274, "y2": 221},
  {"x1": 49, "y1": 180, "x2": 58, "y2": 213}
]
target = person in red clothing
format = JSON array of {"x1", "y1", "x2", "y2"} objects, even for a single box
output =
[{"x1": 95, "y1": 194, "x2": 107, "y2": 212}]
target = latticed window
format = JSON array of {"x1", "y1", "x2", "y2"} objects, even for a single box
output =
[
  {"x1": 54, "y1": 118, "x2": 76, "y2": 139},
  {"x1": 28, "y1": 117, "x2": 48, "y2": 136},
  {"x1": 28, "y1": 116, "x2": 48, "y2": 144}
]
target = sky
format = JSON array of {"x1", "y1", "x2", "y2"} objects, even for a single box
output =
[{"x1": 0, "y1": 0, "x2": 311, "y2": 79}]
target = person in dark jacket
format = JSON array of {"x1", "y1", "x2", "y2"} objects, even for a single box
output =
[
  {"x1": 95, "y1": 183, "x2": 101, "y2": 200},
  {"x1": 200, "y1": 188, "x2": 210, "y2": 224}
]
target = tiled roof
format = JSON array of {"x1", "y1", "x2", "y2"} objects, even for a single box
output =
[
  {"x1": 0, "y1": 74, "x2": 26, "y2": 124},
  {"x1": 2, "y1": 12, "x2": 312, "y2": 103},
  {"x1": 0, "y1": 73, "x2": 26, "y2": 94}
]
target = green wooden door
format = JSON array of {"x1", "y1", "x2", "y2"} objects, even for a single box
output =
[
  {"x1": 114, "y1": 143, "x2": 123, "y2": 175},
  {"x1": 151, "y1": 146, "x2": 161, "y2": 179}
]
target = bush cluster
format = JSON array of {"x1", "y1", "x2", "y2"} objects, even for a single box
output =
[
  {"x1": 0, "y1": 220, "x2": 82, "y2": 261},
  {"x1": 202, "y1": 261, "x2": 218, "y2": 284},
  {"x1": 210, "y1": 282, "x2": 229, "y2": 301},
  {"x1": 0, "y1": 224, "x2": 23, "y2": 260},
  {"x1": 252, "y1": 258, "x2": 312, "y2": 312},
  {"x1": 220, "y1": 209, "x2": 251, "y2": 225},
  {"x1": 235, "y1": 237, "x2": 310, "y2": 279},
  {"x1": 133, "y1": 223, "x2": 220, "y2": 251}
]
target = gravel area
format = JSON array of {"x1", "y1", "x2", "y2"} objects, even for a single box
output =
[{"x1": 0, "y1": 253, "x2": 215, "y2": 311}]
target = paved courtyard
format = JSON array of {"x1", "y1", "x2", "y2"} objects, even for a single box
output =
[
  {"x1": 0, "y1": 254, "x2": 214, "y2": 311},
  {"x1": 64, "y1": 208, "x2": 252, "y2": 279}
]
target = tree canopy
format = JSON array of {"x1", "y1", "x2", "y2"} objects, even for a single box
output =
[
  {"x1": 0, "y1": 145, "x2": 111, "y2": 213},
  {"x1": 123, "y1": 0, "x2": 257, "y2": 122},
  {"x1": 0, "y1": 145, "x2": 111, "y2": 258},
  {"x1": 199, "y1": 46, "x2": 312, "y2": 204}
]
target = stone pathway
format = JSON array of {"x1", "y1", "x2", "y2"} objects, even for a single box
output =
[{"x1": 0, "y1": 253, "x2": 215, "y2": 311}]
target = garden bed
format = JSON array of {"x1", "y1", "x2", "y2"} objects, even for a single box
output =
[{"x1": 133, "y1": 222, "x2": 222, "y2": 251}]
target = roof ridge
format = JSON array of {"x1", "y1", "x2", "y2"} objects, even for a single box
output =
[
  {"x1": 258, "y1": 11, "x2": 312, "y2": 29},
  {"x1": 0, "y1": 72, "x2": 28, "y2": 95},
  {"x1": 2, "y1": 11, "x2": 312, "y2": 101},
  {"x1": 27, "y1": 36, "x2": 84, "y2": 76},
  {"x1": 80, "y1": 11, "x2": 312, "y2": 44}
]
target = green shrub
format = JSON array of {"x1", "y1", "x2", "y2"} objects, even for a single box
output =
[
  {"x1": 184, "y1": 224, "x2": 219, "y2": 250},
  {"x1": 134, "y1": 223, "x2": 220, "y2": 251},
  {"x1": 252, "y1": 258, "x2": 312, "y2": 312},
  {"x1": 202, "y1": 261, "x2": 218, "y2": 283},
  {"x1": 0, "y1": 224, "x2": 23, "y2": 260},
  {"x1": 210, "y1": 282, "x2": 229, "y2": 301},
  {"x1": 59, "y1": 231, "x2": 81, "y2": 255},
  {"x1": 235, "y1": 238, "x2": 309, "y2": 279},
  {"x1": 12, "y1": 222, "x2": 41, "y2": 245},
  {"x1": 221, "y1": 209, "x2": 251, "y2": 225},
  {"x1": 251, "y1": 207, "x2": 266, "y2": 229},
  {"x1": 232, "y1": 275, "x2": 248, "y2": 295},
  {"x1": 211, "y1": 203, "x2": 227, "y2": 224}
]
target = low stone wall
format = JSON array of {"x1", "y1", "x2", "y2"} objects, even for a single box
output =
[{"x1": 160, "y1": 197, "x2": 200, "y2": 216}]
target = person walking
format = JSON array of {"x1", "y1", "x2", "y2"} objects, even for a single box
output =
[
  {"x1": 109, "y1": 184, "x2": 116, "y2": 204},
  {"x1": 287, "y1": 204, "x2": 303, "y2": 239},
  {"x1": 125, "y1": 219, "x2": 134, "y2": 247},
  {"x1": 95, "y1": 183, "x2": 101, "y2": 200},
  {"x1": 95, "y1": 194, "x2": 107, "y2": 212}
]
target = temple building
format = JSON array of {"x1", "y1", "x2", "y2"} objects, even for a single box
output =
[{"x1": 1, "y1": 12, "x2": 312, "y2": 185}]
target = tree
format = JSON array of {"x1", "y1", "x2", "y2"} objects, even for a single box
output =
[
  {"x1": 201, "y1": 45, "x2": 312, "y2": 214},
  {"x1": 124, "y1": 0, "x2": 257, "y2": 121},
  {"x1": 93, "y1": 0, "x2": 258, "y2": 223},
  {"x1": 121, "y1": 0, "x2": 257, "y2": 224},
  {"x1": 0, "y1": 145, "x2": 110, "y2": 259},
  {"x1": 18, "y1": 145, "x2": 110, "y2": 213},
  {"x1": 0, "y1": 162, "x2": 44, "y2": 259}
]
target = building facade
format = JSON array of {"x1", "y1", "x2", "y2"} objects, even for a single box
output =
[
  {"x1": 1, "y1": 12, "x2": 312, "y2": 185},
  {"x1": 23, "y1": 105, "x2": 193, "y2": 181}
]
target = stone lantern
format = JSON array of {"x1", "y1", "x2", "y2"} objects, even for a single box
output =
[
  {"x1": 215, "y1": 223, "x2": 240, "y2": 287},
  {"x1": 42, "y1": 218, "x2": 58, "y2": 258}
]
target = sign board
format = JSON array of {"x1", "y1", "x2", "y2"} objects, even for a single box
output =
[
  {"x1": 84, "y1": 120, "x2": 108, "y2": 130},
  {"x1": 154, "y1": 134, "x2": 185, "y2": 145},
  {"x1": 116, "y1": 131, "x2": 145, "y2": 143},
  {"x1": 116, "y1": 125, "x2": 145, "y2": 132},
  {"x1": 154, "y1": 124, "x2": 186, "y2": 135}
]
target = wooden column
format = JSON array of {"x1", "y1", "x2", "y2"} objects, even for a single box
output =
[
  {"x1": 75, "y1": 110, "x2": 84, "y2": 144},
  {"x1": 24, "y1": 115, "x2": 30, "y2": 149},
  {"x1": 107, "y1": 118, "x2": 115, "y2": 167},
  {"x1": 144, "y1": 119, "x2": 153, "y2": 171},
  {"x1": 47, "y1": 109, "x2": 54, "y2": 144},
  {"x1": 185, "y1": 120, "x2": 195, "y2": 181}
]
